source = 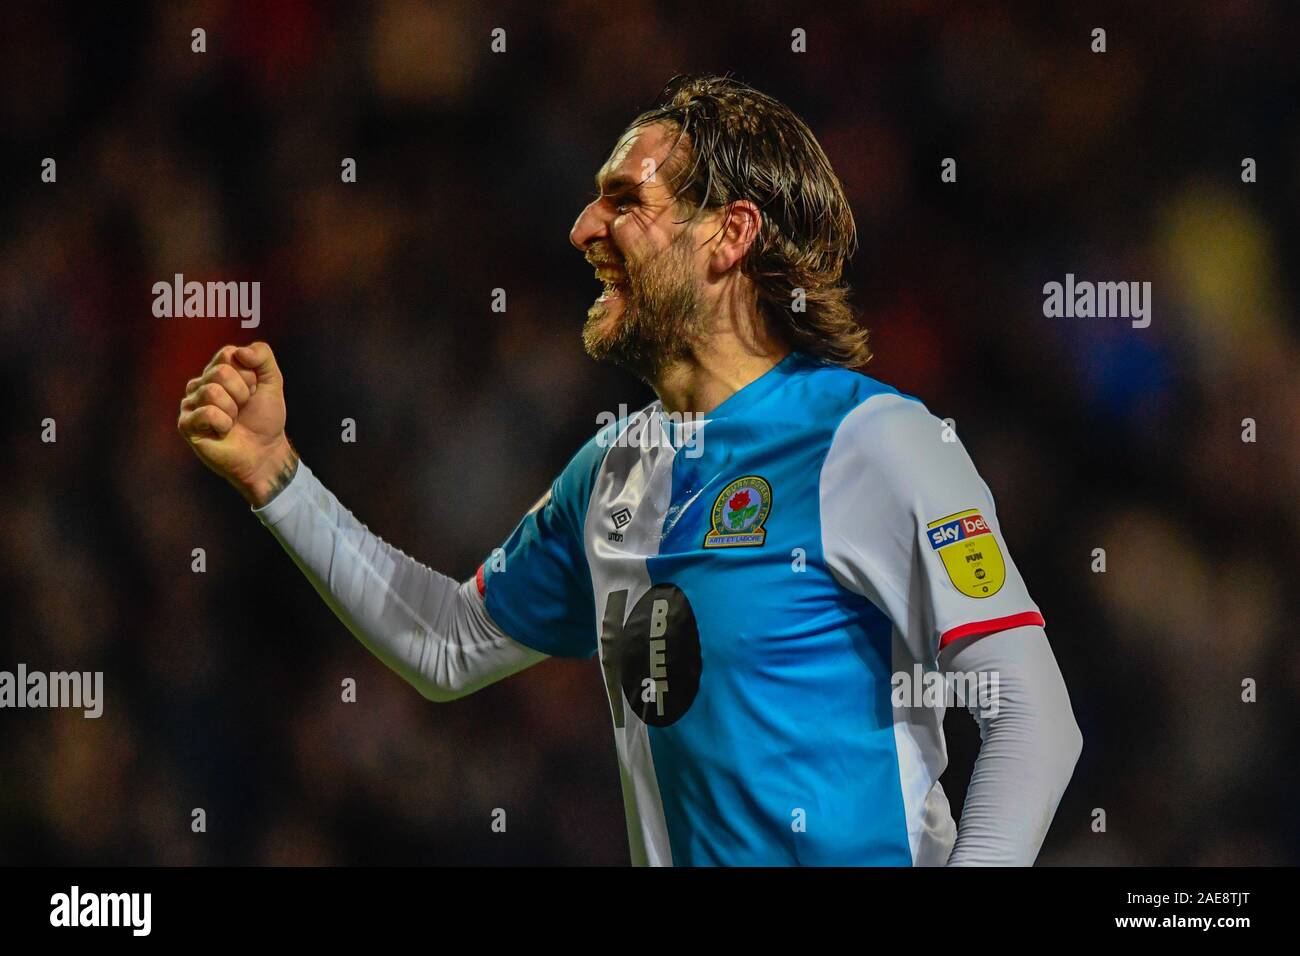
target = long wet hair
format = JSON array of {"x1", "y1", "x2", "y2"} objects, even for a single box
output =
[{"x1": 624, "y1": 73, "x2": 871, "y2": 368}]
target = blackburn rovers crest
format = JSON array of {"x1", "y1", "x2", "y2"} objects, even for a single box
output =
[{"x1": 704, "y1": 476, "x2": 772, "y2": 548}]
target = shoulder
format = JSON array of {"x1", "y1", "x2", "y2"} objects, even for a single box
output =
[
  {"x1": 769, "y1": 355, "x2": 939, "y2": 456},
  {"x1": 817, "y1": 376, "x2": 971, "y2": 505},
  {"x1": 774, "y1": 354, "x2": 932, "y2": 435},
  {"x1": 830, "y1": 389, "x2": 947, "y2": 465}
]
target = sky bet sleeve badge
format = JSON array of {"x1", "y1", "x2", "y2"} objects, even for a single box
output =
[
  {"x1": 926, "y1": 509, "x2": 1005, "y2": 597},
  {"x1": 704, "y1": 476, "x2": 772, "y2": 548}
]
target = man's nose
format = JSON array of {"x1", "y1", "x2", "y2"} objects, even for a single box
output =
[{"x1": 569, "y1": 198, "x2": 610, "y2": 252}]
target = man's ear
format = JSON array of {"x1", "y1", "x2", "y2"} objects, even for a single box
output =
[{"x1": 709, "y1": 199, "x2": 762, "y2": 273}]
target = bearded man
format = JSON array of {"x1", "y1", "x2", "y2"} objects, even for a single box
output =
[{"x1": 178, "y1": 74, "x2": 1081, "y2": 866}]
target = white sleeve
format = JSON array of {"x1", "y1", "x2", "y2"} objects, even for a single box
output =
[
  {"x1": 940, "y1": 625, "x2": 1083, "y2": 865},
  {"x1": 251, "y1": 459, "x2": 548, "y2": 701},
  {"x1": 820, "y1": 393, "x2": 1044, "y2": 665}
]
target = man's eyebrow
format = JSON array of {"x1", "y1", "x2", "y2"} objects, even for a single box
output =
[{"x1": 594, "y1": 172, "x2": 644, "y2": 196}]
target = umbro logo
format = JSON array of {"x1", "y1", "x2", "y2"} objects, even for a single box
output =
[{"x1": 608, "y1": 507, "x2": 632, "y2": 542}]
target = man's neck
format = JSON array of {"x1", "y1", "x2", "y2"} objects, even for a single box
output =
[{"x1": 653, "y1": 341, "x2": 792, "y2": 415}]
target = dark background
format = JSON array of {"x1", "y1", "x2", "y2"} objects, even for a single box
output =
[{"x1": 1, "y1": 0, "x2": 1297, "y2": 865}]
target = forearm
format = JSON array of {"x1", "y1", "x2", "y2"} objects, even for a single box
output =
[
  {"x1": 252, "y1": 459, "x2": 547, "y2": 700},
  {"x1": 941, "y1": 625, "x2": 1083, "y2": 865}
]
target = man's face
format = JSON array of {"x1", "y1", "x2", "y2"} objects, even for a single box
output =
[{"x1": 570, "y1": 123, "x2": 713, "y2": 379}]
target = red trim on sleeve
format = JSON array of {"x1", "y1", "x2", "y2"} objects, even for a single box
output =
[
  {"x1": 475, "y1": 564, "x2": 486, "y2": 598},
  {"x1": 938, "y1": 611, "x2": 1044, "y2": 650}
]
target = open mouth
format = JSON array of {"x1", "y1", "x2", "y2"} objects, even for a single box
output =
[{"x1": 595, "y1": 268, "x2": 629, "y2": 302}]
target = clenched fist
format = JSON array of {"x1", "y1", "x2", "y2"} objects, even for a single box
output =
[{"x1": 178, "y1": 342, "x2": 298, "y2": 507}]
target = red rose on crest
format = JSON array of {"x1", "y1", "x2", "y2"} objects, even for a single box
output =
[{"x1": 728, "y1": 490, "x2": 750, "y2": 512}]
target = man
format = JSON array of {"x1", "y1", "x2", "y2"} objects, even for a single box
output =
[{"x1": 178, "y1": 74, "x2": 1081, "y2": 866}]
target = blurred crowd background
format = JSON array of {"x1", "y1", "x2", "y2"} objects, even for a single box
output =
[{"x1": 1, "y1": 1, "x2": 1297, "y2": 865}]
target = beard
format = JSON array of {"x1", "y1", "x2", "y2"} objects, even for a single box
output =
[{"x1": 582, "y1": 230, "x2": 704, "y2": 381}]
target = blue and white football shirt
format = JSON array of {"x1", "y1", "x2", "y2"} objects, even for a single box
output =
[{"x1": 478, "y1": 351, "x2": 1044, "y2": 866}]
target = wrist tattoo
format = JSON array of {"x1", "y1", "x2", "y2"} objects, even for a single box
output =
[{"x1": 263, "y1": 443, "x2": 301, "y2": 505}]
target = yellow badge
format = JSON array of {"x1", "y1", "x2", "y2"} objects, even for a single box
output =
[{"x1": 925, "y1": 509, "x2": 1005, "y2": 598}]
